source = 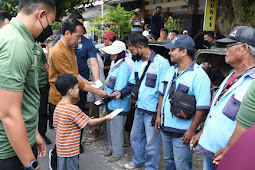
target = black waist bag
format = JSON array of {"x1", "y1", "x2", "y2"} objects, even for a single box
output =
[{"x1": 170, "y1": 91, "x2": 196, "y2": 120}]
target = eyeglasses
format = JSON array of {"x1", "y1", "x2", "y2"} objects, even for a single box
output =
[
  {"x1": 129, "y1": 48, "x2": 136, "y2": 53},
  {"x1": 226, "y1": 42, "x2": 244, "y2": 50}
]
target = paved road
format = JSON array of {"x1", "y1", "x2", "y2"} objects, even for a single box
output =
[
  {"x1": 38, "y1": 123, "x2": 203, "y2": 170},
  {"x1": 38, "y1": 124, "x2": 136, "y2": 170}
]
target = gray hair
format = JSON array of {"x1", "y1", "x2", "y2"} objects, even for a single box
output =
[{"x1": 248, "y1": 45, "x2": 255, "y2": 58}]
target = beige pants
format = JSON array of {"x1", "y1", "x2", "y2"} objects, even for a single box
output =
[{"x1": 88, "y1": 102, "x2": 101, "y2": 130}]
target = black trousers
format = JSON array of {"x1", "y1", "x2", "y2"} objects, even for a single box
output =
[
  {"x1": 48, "y1": 103, "x2": 56, "y2": 128},
  {"x1": 0, "y1": 144, "x2": 37, "y2": 170},
  {"x1": 38, "y1": 85, "x2": 49, "y2": 135},
  {"x1": 124, "y1": 107, "x2": 135, "y2": 132}
]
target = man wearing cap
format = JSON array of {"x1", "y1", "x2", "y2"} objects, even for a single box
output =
[
  {"x1": 155, "y1": 35, "x2": 211, "y2": 170},
  {"x1": 111, "y1": 33, "x2": 170, "y2": 169},
  {"x1": 191, "y1": 26, "x2": 255, "y2": 170}
]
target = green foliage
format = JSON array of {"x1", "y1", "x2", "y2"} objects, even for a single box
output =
[
  {"x1": 52, "y1": 21, "x2": 62, "y2": 31},
  {"x1": 237, "y1": 0, "x2": 255, "y2": 27},
  {"x1": 166, "y1": 16, "x2": 182, "y2": 33},
  {"x1": 91, "y1": 4, "x2": 133, "y2": 40},
  {"x1": 0, "y1": 0, "x2": 18, "y2": 16},
  {"x1": 55, "y1": 0, "x2": 93, "y2": 21}
]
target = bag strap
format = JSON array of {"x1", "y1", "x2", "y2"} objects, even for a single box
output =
[
  {"x1": 168, "y1": 73, "x2": 177, "y2": 99},
  {"x1": 139, "y1": 60, "x2": 151, "y2": 83}
]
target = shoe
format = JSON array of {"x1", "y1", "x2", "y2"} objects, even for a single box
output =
[
  {"x1": 124, "y1": 162, "x2": 137, "y2": 169},
  {"x1": 42, "y1": 135, "x2": 51, "y2": 144},
  {"x1": 107, "y1": 156, "x2": 122, "y2": 163},
  {"x1": 103, "y1": 149, "x2": 112, "y2": 156},
  {"x1": 49, "y1": 149, "x2": 57, "y2": 170}
]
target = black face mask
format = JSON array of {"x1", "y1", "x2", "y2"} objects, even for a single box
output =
[{"x1": 35, "y1": 15, "x2": 53, "y2": 43}]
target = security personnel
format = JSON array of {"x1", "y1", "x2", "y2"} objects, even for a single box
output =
[
  {"x1": 156, "y1": 35, "x2": 211, "y2": 170},
  {"x1": 112, "y1": 33, "x2": 170, "y2": 170}
]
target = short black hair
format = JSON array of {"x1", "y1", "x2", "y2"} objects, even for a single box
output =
[
  {"x1": 162, "y1": 28, "x2": 169, "y2": 34},
  {"x1": 0, "y1": 10, "x2": 13, "y2": 22},
  {"x1": 128, "y1": 33, "x2": 148, "y2": 47},
  {"x1": 204, "y1": 31, "x2": 214, "y2": 38},
  {"x1": 69, "y1": 13, "x2": 84, "y2": 21},
  {"x1": 61, "y1": 18, "x2": 83, "y2": 35},
  {"x1": 179, "y1": 47, "x2": 196, "y2": 59},
  {"x1": 144, "y1": 24, "x2": 150, "y2": 29},
  {"x1": 156, "y1": 6, "x2": 162, "y2": 9},
  {"x1": 55, "y1": 73, "x2": 78, "y2": 96},
  {"x1": 171, "y1": 29, "x2": 179, "y2": 35},
  {"x1": 18, "y1": 0, "x2": 56, "y2": 15}
]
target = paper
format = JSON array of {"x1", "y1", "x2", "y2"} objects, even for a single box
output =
[
  {"x1": 94, "y1": 100, "x2": 102, "y2": 106},
  {"x1": 91, "y1": 80, "x2": 103, "y2": 89},
  {"x1": 109, "y1": 109, "x2": 124, "y2": 118}
]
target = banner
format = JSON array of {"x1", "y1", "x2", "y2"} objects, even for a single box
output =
[{"x1": 203, "y1": 0, "x2": 218, "y2": 31}]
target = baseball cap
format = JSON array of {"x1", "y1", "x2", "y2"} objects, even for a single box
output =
[
  {"x1": 104, "y1": 31, "x2": 116, "y2": 40},
  {"x1": 217, "y1": 26, "x2": 255, "y2": 46},
  {"x1": 164, "y1": 35, "x2": 195, "y2": 50},
  {"x1": 101, "y1": 40, "x2": 126, "y2": 55}
]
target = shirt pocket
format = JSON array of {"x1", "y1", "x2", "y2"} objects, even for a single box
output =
[
  {"x1": 176, "y1": 83, "x2": 189, "y2": 93},
  {"x1": 107, "y1": 75, "x2": 116, "y2": 90},
  {"x1": 145, "y1": 73, "x2": 157, "y2": 88},
  {"x1": 222, "y1": 94, "x2": 241, "y2": 121}
]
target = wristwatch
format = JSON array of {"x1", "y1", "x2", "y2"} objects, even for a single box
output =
[{"x1": 23, "y1": 160, "x2": 39, "y2": 170}]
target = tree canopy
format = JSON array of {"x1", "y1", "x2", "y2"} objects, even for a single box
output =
[{"x1": 0, "y1": 0, "x2": 92, "y2": 21}]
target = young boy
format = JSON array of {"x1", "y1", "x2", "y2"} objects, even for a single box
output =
[{"x1": 53, "y1": 73, "x2": 113, "y2": 170}]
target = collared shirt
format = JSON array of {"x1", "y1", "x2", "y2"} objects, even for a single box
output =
[
  {"x1": 0, "y1": 18, "x2": 39, "y2": 159},
  {"x1": 53, "y1": 35, "x2": 97, "y2": 80},
  {"x1": 104, "y1": 59, "x2": 132, "y2": 114},
  {"x1": 129, "y1": 51, "x2": 170, "y2": 114},
  {"x1": 49, "y1": 40, "x2": 85, "y2": 105},
  {"x1": 75, "y1": 36, "x2": 97, "y2": 80},
  {"x1": 158, "y1": 61, "x2": 211, "y2": 134},
  {"x1": 197, "y1": 68, "x2": 255, "y2": 159},
  {"x1": 34, "y1": 43, "x2": 48, "y2": 88}
]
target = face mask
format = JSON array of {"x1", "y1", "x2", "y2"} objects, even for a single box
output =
[{"x1": 35, "y1": 14, "x2": 53, "y2": 43}]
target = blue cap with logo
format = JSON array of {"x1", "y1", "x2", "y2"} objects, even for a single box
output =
[
  {"x1": 164, "y1": 35, "x2": 195, "y2": 51},
  {"x1": 217, "y1": 26, "x2": 255, "y2": 47}
]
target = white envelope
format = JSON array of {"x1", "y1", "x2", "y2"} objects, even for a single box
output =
[
  {"x1": 91, "y1": 80, "x2": 103, "y2": 89},
  {"x1": 109, "y1": 109, "x2": 124, "y2": 118}
]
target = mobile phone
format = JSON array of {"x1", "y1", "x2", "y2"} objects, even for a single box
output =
[{"x1": 134, "y1": 12, "x2": 138, "y2": 15}]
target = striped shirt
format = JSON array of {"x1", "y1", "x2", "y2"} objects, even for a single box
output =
[
  {"x1": 53, "y1": 103, "x2": 91, "y2": 157},
  {"x1": 131, "y1": 18, "x2": 144, "y2": 33}
]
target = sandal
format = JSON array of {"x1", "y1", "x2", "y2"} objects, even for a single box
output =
[{"x1": 86, "y1": 137, "x2": 100, "y2": 143}]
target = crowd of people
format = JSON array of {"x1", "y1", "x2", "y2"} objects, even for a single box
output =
[{"x1": 1, "y1": 1, "x2": 255, "y2": 170}]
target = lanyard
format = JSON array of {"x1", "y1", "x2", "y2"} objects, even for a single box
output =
[{"x1": 215, "y1": 67, "x2": 255, "y2": 104}]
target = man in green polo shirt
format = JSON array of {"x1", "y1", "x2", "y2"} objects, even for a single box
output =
[
  {"x1": 0, "y1": 0, "x2": 56, "y2": 169},
  {"x1": 204, "y1": 31, "x2": 217, "y2": 49}
]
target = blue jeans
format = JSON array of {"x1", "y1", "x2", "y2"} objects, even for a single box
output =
[
  {"x1": 57, "y1": 155, "x2": 78, "y2": 170},
  {"x1": 131, "y1": 109, "x2": 161, "y2": 170},
  {"x1": 161, "y1": 131, "x2": 193, "y2": 170},
  {"x1": 203, "y1": 156, "x2": 216, "y2": 170},
  {"x1": 106, "y1": 115, "x2": 127, "y2": 157}
]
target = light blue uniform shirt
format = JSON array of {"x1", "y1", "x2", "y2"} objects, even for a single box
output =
[
  {"x1": 197, "y1": 68, "x2": 255, "y2": 159},
  {"x1": 104, "y1": 59, "x2": 132, "y2": 114},
  {"x1": 129, "y1": 51, "x2": 170, "y2": 114},
  {"x1": 159, "y1": 61, "x2": 211, "y2": 133}
]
